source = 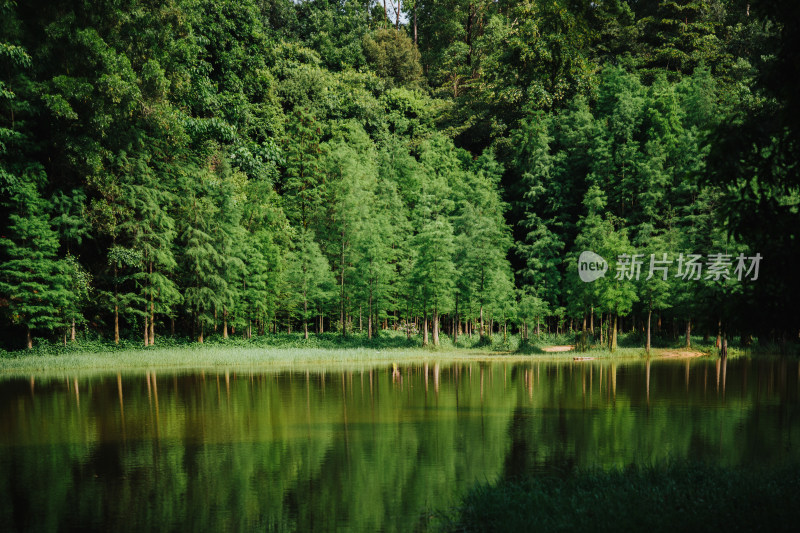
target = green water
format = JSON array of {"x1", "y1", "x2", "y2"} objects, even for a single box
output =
[{"x1": 1, "y1": 357, "x2": 799, "y2": 532}]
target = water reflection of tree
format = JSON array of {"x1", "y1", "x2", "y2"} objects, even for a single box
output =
[{"x1": 1, "y1": 359, "x2": 799, "y2": 530}]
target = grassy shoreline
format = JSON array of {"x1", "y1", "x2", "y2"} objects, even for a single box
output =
[
  {"x1": 0, "y1": 345, "x2": 524, "y2": 378},
  {"x1": 0, "y1": 331, "x2": 789, "y2": 377}
]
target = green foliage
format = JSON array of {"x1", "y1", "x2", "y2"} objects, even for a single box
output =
[
  {"x1": 285, "y1": 228, "x2": 335, "y2": 337},
  {"x1": 281, "y1": 107, "x2": 323, "y2": 229},
  {"x1": 0, "y1": 0, "x2": 795, "y2": 349},
  {"x1": 410, "y1": 216, "x2": 456, "y2": 331},
  {"x1": 362, "y1": 28, "x2": 423, "y2": 88},
  {"x1": 0, "y1": 180, "x2": 74, "y2": 346},
  {"x1": 441, "y1": 462, "x2": 800, "y2": 533}
]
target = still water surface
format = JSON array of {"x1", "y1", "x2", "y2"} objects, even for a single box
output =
[{"x1": 2, "y1": 357, "x2": 799, "y2": 531}]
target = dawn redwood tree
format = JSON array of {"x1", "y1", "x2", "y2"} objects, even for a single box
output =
[
  {"x1": 595, "y1": 225, "x2": 638, "y2": 352},
  {"x1": 514, "y1": 114, "x2": 564, "y2": 313},
  {"x1": 120, "y1": 156, "x2": 180, "y2": 346},
  {"x1": 282, "y1": 107, "x2": 324, "y2": 230},
  {"x1": 454, "y1": 194, "x2": 512, "y2": 338},
  {"x1": 636, "y1": 228, "x2": 675, "y2": 355},
  {"x1": 209, "y1": 161, "x2": 248, "y2": 340},
  {"x1": 239, "y1": 232, "x2": 277, "y2": 338},
  {"x1": 352, "y1": 180, "x2": 400, "y2": 339},
  {"x1": 285, "y1": 228, "x2": 335, "y2": 339},
  {"x1": 60, "y1": 253, "x2": 91, "y2": 344},
  {"x1": 518, "y1": 289, "x2": 550, "y2": 341},
  {"x1": 411, "y1": 214, "x2": 456, "y2": 346},
  {"x1": 179, "y1": 166, "x2": 225, "y2": 343},
  {"x1": 316, "y1": 123, "x2": 377, "y2": 335},
  {"x1": 102, "y1": 245, "x2": 145, "y2": 345},
  {"x1": 0, "y1": 180, "x2": 73, "y2": 348},
  {"x1": 564, "y1": 185, "x2": 609, "y2": 343}
]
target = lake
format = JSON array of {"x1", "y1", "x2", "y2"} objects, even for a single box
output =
[{"x1": 2, "y1": 357, "x2": 799, "y2": 531}]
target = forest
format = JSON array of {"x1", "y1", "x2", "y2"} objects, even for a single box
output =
[{"x1": 0, "y1": 0, "x2": 797, "y2": 351}]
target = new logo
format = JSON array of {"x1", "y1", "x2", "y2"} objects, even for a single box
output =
[{"x1": 578, "y1": 251, "x2": 608, "y2": 282}]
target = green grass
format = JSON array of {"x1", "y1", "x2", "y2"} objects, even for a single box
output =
[
  {"x1": 436, "y1": 462, "x2": 800, "y2": 532},
  {"x1": 0, "y1": 330, "x2": 529, "y2": 378},
  {"x1": 1, "y1": 330, "x2": 792, "y2": 377},
  {"x1": 0, "y1": 345, "x2": 427, "y2": 378},
  {"x1": 515, "y1": 331, "x2": 768, "y2": 359}
]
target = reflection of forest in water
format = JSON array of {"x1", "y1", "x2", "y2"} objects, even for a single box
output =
[{"x1": 2, "y1": 358, "x2": 799, "y2": 532}]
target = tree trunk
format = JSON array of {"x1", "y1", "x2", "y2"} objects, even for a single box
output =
[
  {"x1": 479, "y1": 304, "x2": 484, "y2": 338},
  {"x1": 368, "y1": 293, "x2": 373, "y2": 340},
  {"x1": 149, "y1": 261, "x2": 155, "y2": 345},
  {"x1": 590, "y1": 306, "x2": 594, "y2": 334},
  {"x1": 453, "y1": 296, "x2": 459, "y2": 345},
  {"x1": 611, "y1": 314, "x2": 618, "y2": 352},
  {"x1": 599, "y1": 313, "x2": 603, "y2": 345},
  {"x1": 423, "y1": 310, "x2": 429, "y2": 346},
  {"x1": 340, "y1": 234, "x2": 346, "y2": 337},
  {"x1": 149, "y1": 301, "x2": 155, "y2": 345},
  {"x1": 71, "y1": 318, "x2": 76, "y2": 343},
  {"x1": 114, "y1": 261, "x2": 120, "y2": 345},
  {"x1": 414, "y1": 2, "x2": 418, "y2": 46},
  {"x1": 716, "y1": 319, "x2": 722, "y2": 349},
  {"x1": 223, "y1": 308, "x2": 229, "y2": 339},
  {"x1": 114, "y1": 304, "x2": 120, "y2": 344},
  {"x1": 304, "y1": 296, "x2": 309, "y2": 340},
  {"x1": 580, "y1": 315, "x2": 587, "y2": 351},
  {"x1": 144, "y1": 313, "x2": 149, "y2": 346},
  {"x1": 198, "y1": 322, "x2": 204, "y2": 343},
  {"x1": 685, "y1": 319, "x2": 692, "y2": 348},
  {"x1": 466, "y1": 2, "x2": 473, "y2": 66},
  {"x1": 26, "y1": 326, "x2": 32, "y2": 350},
  {"x1": 646, "y1": 308, "x2": 652, "y2": 355},
  {"x1": 395, "y1": 0, "x2": 400, "y2": 29},
  {"x1": 433, "y1": 308, "x2": 440, "y2": 346}
]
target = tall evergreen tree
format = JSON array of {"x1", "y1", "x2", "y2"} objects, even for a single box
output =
[
  {"x1": 285, "y1": 228, "x2": 335, "y2": 339},
  {"x1": 411, "y1": 213, "x2": 456, "y2": 346},
  {"x1": 0, "y1": 180, "x2": 72, "y2": 348}
]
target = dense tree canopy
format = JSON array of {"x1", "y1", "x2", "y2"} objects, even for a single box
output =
[{"x1": 0, "y1": 0, "x2": 796, "y2": 349}]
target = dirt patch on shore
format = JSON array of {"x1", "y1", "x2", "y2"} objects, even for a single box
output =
[
  {"x1": 541, "y1": 345, "x2": 575, "y2": 353},
  {"x1": 659, "y1": 349, "x2": 706, "y2": 358}
]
